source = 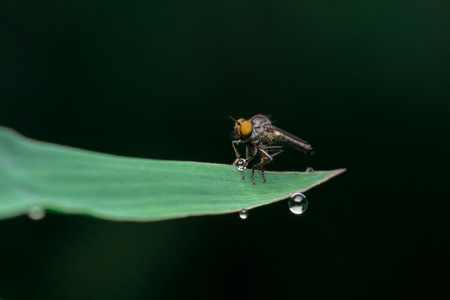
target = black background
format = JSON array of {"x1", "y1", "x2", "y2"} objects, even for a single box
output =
[{"x1": 1, "y1": 1, "x2": 449, "y2": 299}]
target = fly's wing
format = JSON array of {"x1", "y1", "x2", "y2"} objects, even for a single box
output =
[{"x1": 270, "y1": 125, "x2": 314, "y2": 155}]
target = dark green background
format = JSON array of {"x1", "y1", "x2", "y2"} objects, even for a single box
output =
[{"x1": 1, "y1": 1, "x2": 449, "y2": 299}]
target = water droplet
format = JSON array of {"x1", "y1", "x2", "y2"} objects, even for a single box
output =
[
  {"x1": 288, "y1": 193, "x2": 308, "y2": 215},
  {"x1": 305, "y1": 167, "x2": 314, "y2": 173},
  {"x1": 28, "y1": 206, "x2": 46, "y2": 221},
  {"x1": 234, "y1": 158, "x2": 246, "y2": 172},
  {"x1": 239, "y1": 209, "x2": 249, "y2": 219}
]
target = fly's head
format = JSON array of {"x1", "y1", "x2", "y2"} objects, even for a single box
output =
[{"x1": 234, "y1": 118, "x2": 253, "y2": 140}]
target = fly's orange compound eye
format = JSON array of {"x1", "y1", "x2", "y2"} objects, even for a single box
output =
[
  {"x1": 239, "y1": 120, "x2": 252, "y2": 138},
  {"x1": 235, "y1": 118, "x2": 245, "y2": 127},
  {"x1": 234, "y1": 118, "x2": 244, "y2": 135}
]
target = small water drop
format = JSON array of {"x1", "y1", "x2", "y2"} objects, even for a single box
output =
[
  {"x1": 28, "y1": 206, "x2": 46, "y2": 221},
  {"x1": 288, "y1": 193, "x2": 308, "y2": 215},
  {"x1": 239, "y1": 209, "x2": 249, "y2": 220},
  {"x1": 234, "y1": 158, "x2": 246, "y2": 172},
  {"x1": 305, "y1": 167, "x2": 314, "y2": 173}
]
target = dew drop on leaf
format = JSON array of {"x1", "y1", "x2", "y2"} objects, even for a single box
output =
[
  {"x1": 239, "y1": 209, "x2": 249, "y2": 220},
  {"x1": 28, "y1": 206, "x2": 46, "y2": 220},
  {"x1": 234, "y1": 158, "x2": 246, "y2": 172},
  {"x1": 288, "y1": 193, "x2": 308, "y2": 215}
]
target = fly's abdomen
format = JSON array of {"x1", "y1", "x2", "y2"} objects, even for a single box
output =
[{"x1": 272, "y1": 126, "x2": 314, "y2": 155}]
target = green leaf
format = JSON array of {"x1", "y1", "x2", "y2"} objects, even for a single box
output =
[{"x1": 0, "y1": 126, "x2": 345, "y2": 221}]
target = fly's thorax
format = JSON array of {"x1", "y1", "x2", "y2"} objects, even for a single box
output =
[
  {"x1": 249, "y1": 115, "x2": 272, "y2": 128},
  {"x1": 249, "y1": 115, "x2": 272, "y2": 141},
  {"x1": 265, "y1": 130, "x2": 281, "y2": 143}
]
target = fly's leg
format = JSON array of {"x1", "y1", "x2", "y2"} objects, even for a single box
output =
[
  {"x1": 232, "y1": 140, "x2": 247, "y2": 179},
  {"x1": 232, "y1": 140, "x2": 243, "y2": 159},
  {"x1": 251, "y1": 146, "x2": 285, "y2": 184},
  {"x1": 240, "y1": 159, "x2": 246, "y2": 180},
  {"x1": 252, "y1": 156, "x2": 271, "y2": 184},
  {"x1": 261, "y1": 146, "x2": 285, "y2": 159},
  {"x1": 233, "y1": 142, "x2": 257, "y2": 181},
  {"x1": 240, "y1": 146, "x2": 248, "y2": 179},
  {"x1": 242, "y1": 145, "x2": 256, "y2": 180},
  {"x1": 251, "y1": 164, "x2": 266, "y2": 184}
]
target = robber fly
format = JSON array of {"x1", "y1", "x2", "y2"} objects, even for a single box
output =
[{"x1": 232, "y1": 114, "x2": 314, "y2": 184}]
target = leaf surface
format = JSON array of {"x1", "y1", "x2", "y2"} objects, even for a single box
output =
[{"x1": 0, "y1": 127, "x2": 345, "y2": 221}]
